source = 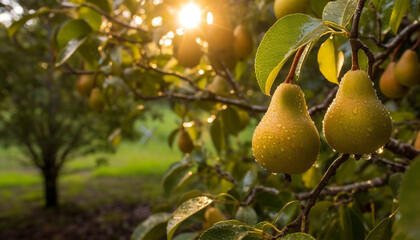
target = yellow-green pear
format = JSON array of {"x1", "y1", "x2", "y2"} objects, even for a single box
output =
[
  {"x1": 203, "y1": 207, "x2": 226, "y2": 229},
  {"x1": 207, "y1": 75, "x2": 230, "y2": 97},
  {"x1": 178, "y1": 128, "x2": 194, "y2": 154},
  {"x1": 76, "y1": 75, "x2": 94, "y2": 97},
  {"x1": 394, "y1": 49, "x2": 420, "y2": 87},
  {"x1": 274, "y1": 0, "x2": 308, "y2": 19},
  {"x1": 89, "y1": 88, "x2": 106, "y2": 113},
  {"x1": 323, "y1": 70, "x2": 392, "y2": 154},
  {"x1": 252, "y1": 83, "x2": 320, "y2": 174},
  {"x1": 233, "y1": 25, "x2": 253, "y2": 60},
  {"x1": 173, "y1": 33, "x2": 202, "y2": 68},
  {"x1": 379, "y1": 61, "x2": 409, "y2": 99}
]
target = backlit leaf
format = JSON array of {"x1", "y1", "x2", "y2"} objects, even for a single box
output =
[
  {"x1": 323, "y1": 0, "x2": 358, "y2": 27},
  {"x1": 317, "y1": 36, "x2": 344, "y2": 84},
  {"x1": 389, "y1": 0, "x2": 410, "y2": 34}
]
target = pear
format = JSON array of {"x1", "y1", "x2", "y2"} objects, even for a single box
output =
[
  {"x1": 178, "y1": 128, "x2": 194, "y2": 154},
  {"x1": 207, "y1": 76, "x2": 230, "y2": 97},
  {"x1": 208, "y1": 46, "x2": 237, "y2": 71},
  {"x1": 252, "y1": 83, "x2": 320, "y2": 174},
  {"x1": 89, "y1": 88, "x2": 106, "y2": 113},
  {"x1": 203, "y1": 207, "x2": 226, "y2": 229},
  {"x1": 173, "y1": 33, "x2": 202, "y2": 68},
  {"x1": 323, "y1": 70, "x2": 392, "y2": 154},
  {"x1": 379, "y1": 61, "x2": 409, "y2": 99},
  {"x1": 394, "y1": 49, "x2": 420, "y2": 87},
  {"x1": 207, "y1": 11, "x2": 234, "y2": 51},
  {"x1": 274, "y1": 0, "x2": 308, "y2": 19},
  {"x1": 76, "y1": 75, "x2": 94, "y2": 97},
  {"x1": 233, "y1": 25, "x2": 253, "y2": 60},
  {"x1": 415, "y1": 131, "x2": 420, "y2": 150}
]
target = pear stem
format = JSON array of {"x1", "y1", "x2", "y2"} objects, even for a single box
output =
[
  {"x1": 285, "y1": 46, "x2": 306, "y2": 84},
  {"x1": 411, "y1": 31, "x2": 420, "y2": 50},
  {"x1": 349, "y1": 0, "x2": 367, "y2": 71}
]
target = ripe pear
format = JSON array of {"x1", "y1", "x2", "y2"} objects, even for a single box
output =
[
  {"x1": 89, "y1": 88, "x2": 106, "y2": 113},
  {"x1": 379, "y1": 61, "x2": 409, "y2": 99},
  {"x1": 233, "y1": 25, "x2": 253, "y2": 60},
  {"x1": 173, "y1": 33, "x2": 202, "y2": 68},
  {"x1": 206, "y1": 76, "x2": 230, "y2": 97},
  {"x1": 394, "y1": 49, "x2": 420, "y2": 87},
  {"x1": 76, "y1": 75, "x2": 94, "y2": 97},
  {"x1": 203, "y1": 207, "x2": 226, "y2": 229},
  {"x1": 274, "y1": 0, "x2": 308, "y2": 19},
  {"x1": 252, "y1": 83, "x2": 320, "y2": 174},
  {"x1": 178, "y1": 128, "x2": 194, "y2": 154},
  {"x1": 207, "y1": 12, "x2": 234, "y2": 51},
  {"x1": 415, "y1": 131, "x2": 420, "y2": 150},
  {"x1": 323, "y1": 70, "x2": 392, "y2": 154}
]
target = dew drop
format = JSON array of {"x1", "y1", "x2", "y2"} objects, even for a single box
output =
[
  {"x1": 367, "y1": 127, "x2": 374, "y2": 132},
  {"x1": 281, "y1": 147, "x2": 285, "y2": 152},
  {"x1": 353, "y1": 108, "x2": 358, "y2": 114},
  {"x1": 350, "y1": 154, "x2": 355, "y2": 158},
  {"x1": 362, "y1": 154, "x2": 372, "y2": 160},
  {"x1": 287, "y1": 137, "x2": 290, "y2": 140},
  {"x1": 263, "y1": 145, "x2": 266, "y2": 149},
  {"x1": 332, "y1": 149, "x2": 337, "y2": 152},
  {"x1": 376, "y1": 146, "x2": 384, "y2": 154}
]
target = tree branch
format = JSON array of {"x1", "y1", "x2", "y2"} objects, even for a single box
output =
[
  {"x1": 241, "y1": 185, "x2": 280, "y2": 206},
  {"x1": 385, "y1": 137, "x2": 420, "y2": 159},
  {"x1": 307, "y1": 86, "x2": 338, "y2": 116},
  {"x1": 295, "y1": 174, "x2": 390, "y2": 200}
]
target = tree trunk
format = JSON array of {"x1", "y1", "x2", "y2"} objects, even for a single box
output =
[{"x1": 42, "y1": 166, "x2": 59, "y2": 208}]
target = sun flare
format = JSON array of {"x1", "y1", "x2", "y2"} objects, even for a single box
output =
[{"x1": 178, "y1": 3, "x2": 201, "y2": 29}]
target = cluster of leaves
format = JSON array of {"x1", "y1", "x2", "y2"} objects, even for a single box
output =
[{"x1": 2, "y1": 0, "x2": 420, "y2": 238}]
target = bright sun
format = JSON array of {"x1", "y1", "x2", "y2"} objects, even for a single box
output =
[{"x1": 178, "y1": 3, "x2": 201, "y2": 29}]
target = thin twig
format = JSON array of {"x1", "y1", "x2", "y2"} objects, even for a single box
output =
[
  {"x1": 241, "y1": 185, "x2": 280, "y2": 206},
  {"x1": 307, "y1": 86, "x2": 338, "y2": 116},
  {"x1": 393, "y1": 120, "x2": 420, "y2": 126},
  {"x1": 275, "y1": 154, "x2": 350, "y2": 237}
]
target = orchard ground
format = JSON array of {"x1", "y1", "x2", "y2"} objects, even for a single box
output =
[{"x1": 0, "y1": 106, "x2": 184, "y2": 239}]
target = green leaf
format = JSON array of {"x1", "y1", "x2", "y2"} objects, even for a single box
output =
[
  {"x1": 255, "y1": 14, "x2": 329, "y2": 95},
  {"x1": 199, "y1": 220, "x2": 264, "y2": 240},
  {"x1": 235, "y1": 207, "x2": 258, "y2": 226},
  {"x1": 302, "y1": 165, "x2": 322, "y2": 189},
  {"x1": 410, "y1": 0, "x2": 420, "y2": 19},
  {"x1": 365, "y1": 212, "x2": 396, "y2": 240},
  {"x1": 221, "y1": 106, "x2": 241, "y2": 136},
  {"x1": 56, "y1": 19, "x2": 92, "y2": 49},
  {"x1": 173, "y1": 232, "x2": 200, "y2": 240},
  {"x1": 167, "y1": 196, "x2": 214, "y2": 240},
  {"x1": 78, "y1": 6, "x2": 102, "y2": 31},
  {"x1": 131, "y1": 212, "x2": 171, "y2": 240},
  {"x1": 389, "y1": 0, "x2": 410, "y2": 34},
  {"x1": 317, "y1": 36, "x2": 344, "y2": 84},
  {"x1": 86, "y1": 0, "x2": 111, "y2": 13},
  {"x1": 162, "y1": 162, "x2": 194, "y2": 197},
  {"x1": 279, "y1": 233, "x2": 316, "y2": 240},
  {"x1": 210, "y1": 117, "x2": 225, "y2": 153},
  {"x1": 8, "y1": 7, "x2": 50, "y2": 38},
  {"x1": 55, "y1": 37, "x2": 87, "y2": 67},
  {"x1": 397, "y1": 156, "x2": 420, "y2": 240},
  {"x1": 168, "y1": 128, "x2": 180, "y2": 148},
  {"x1": 295, "y1": 41, "x2": 316, "y2": 82},
  {"x1": 322, "y1": 0, "x2": 358, "y2": 27}
]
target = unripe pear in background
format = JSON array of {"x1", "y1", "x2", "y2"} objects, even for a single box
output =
[
  {"x1": 203, "y1": 207, "x2": 226, "y2": 229},
  {"x1": 415, "y1": 131, "x2": 420, "y2": 150},
  {"x1": 208, "y1": 46, "x2": 237, "y2": 71},
  {"x1": 173, "y1": 33, "x2": 202, "y2": 68},
  {"x1": 206, "y1": 75, "x2": 230, "y2": 97},
  {"x1": 323, "y1": 70, "x2": 392, "y2": 154},
  {"x1": 379, "y1": 61, "x2": 409, "y2": 99},
  {"x1": 207, "y1": 11, "x2": 234, "y2": 51},
  {"x1": 252, "y1": 83, "x2": 320, "y2": 174},
  {"x1": 178, "y1": 128, "x2": 194, "y2": 154},
  {"x1": 233, "y1": 25, "x2": 253, "y2": 60},
  {"x1": 273, "y1": 0, "x2": 308, "y2": 19},
  {"x1": 76, "y1": 75, "x2": 94, "y2": 97},
  {"x1": 394, "y1": 49, "x2": 420, "y2": 87},
  {"x1": 89, "y1": 88, "x2": 106, "y2": 113}
]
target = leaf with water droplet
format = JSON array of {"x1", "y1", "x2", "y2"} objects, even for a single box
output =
[
  {"x1": 199, "y1": 220, "x2": 264, "y2": 240},
  {"x1": 167, "y1": 196, "x2": 214, "y2": 240}
]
